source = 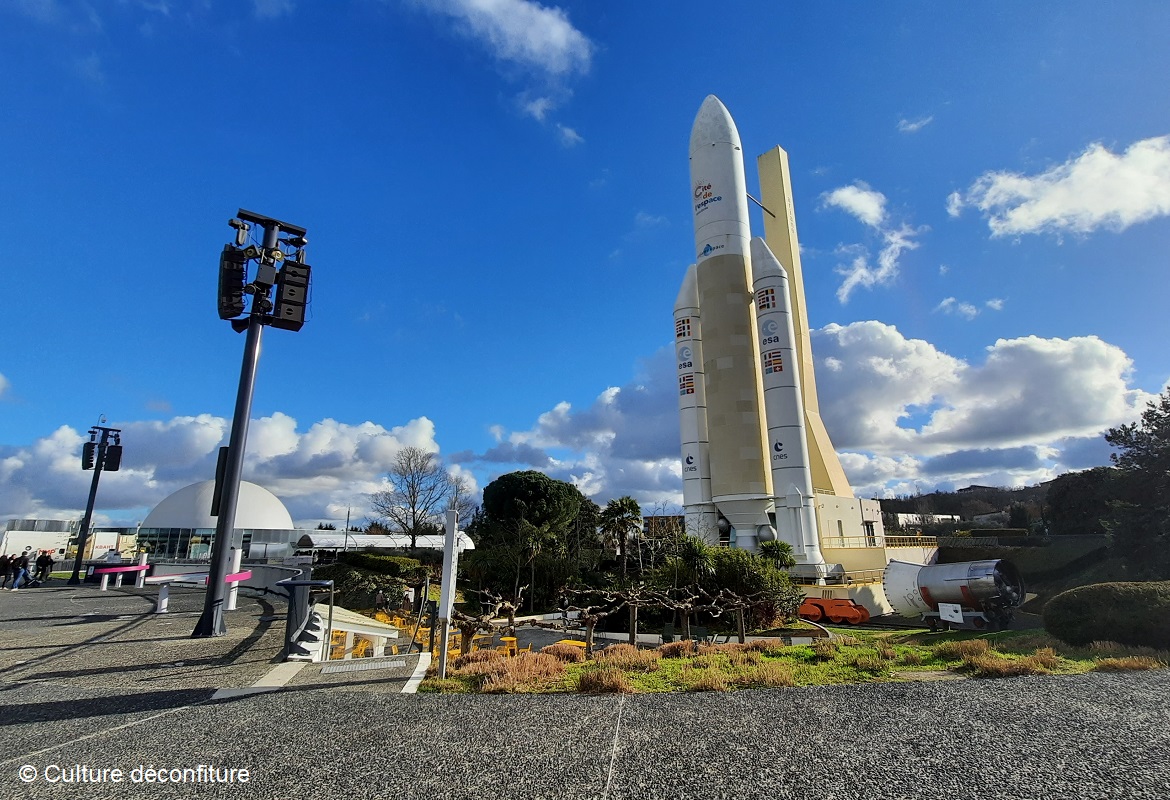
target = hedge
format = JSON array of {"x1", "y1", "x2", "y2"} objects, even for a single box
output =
[
  {"x1": 1043, "y1": 581, "x2": 1170, "y2": 649},
  {"x1": 337, "y1": 551, "x2": 425, "y2": 581}
]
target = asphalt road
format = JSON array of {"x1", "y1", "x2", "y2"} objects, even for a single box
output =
[{"x1": 2, "y1": 586, "x2": 1167, "y2": 799}]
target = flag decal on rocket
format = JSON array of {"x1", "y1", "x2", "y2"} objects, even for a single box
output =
[
  {"x1": 679, "y1": 374, "x2": 695, "y2": 395},
  {"x1": 756, "y1": 288, "x2": 776, "y2": 310},
  {"x1": 763, "y1": 350, "x2": 784, "y2": 374},
  {"x1": 676, "y1": 318, "x2": 692, "y2": 338}
]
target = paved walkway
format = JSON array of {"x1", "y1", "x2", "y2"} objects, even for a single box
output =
[{"x1": 1, "y1": 585, "x2": 1168, "y2": 799}]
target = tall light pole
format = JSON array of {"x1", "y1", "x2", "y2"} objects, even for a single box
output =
[
  {"x1": 68, "y1": 423, "x2": 123, "y2": 585},
  {"x1": 193, "y1": 210, "x2": 311, "y2": 638}
]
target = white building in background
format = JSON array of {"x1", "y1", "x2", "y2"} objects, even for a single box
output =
[{"x1": 136, "y1": 479, "x2": 300, "y2": 560}]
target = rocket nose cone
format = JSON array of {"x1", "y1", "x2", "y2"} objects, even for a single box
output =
[
  {"x1": 750, "y1": 237, "x2": 789, "y2": 280},
  {"x1": 690, "y1": 94, "x2": 741, "y2": 154},
  {"x1": 675, "y1": 263, "x2": 699, "y2": 312}
]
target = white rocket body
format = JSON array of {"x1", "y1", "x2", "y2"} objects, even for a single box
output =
[
  {"x1": 750, "y1": 237, "x2": 824, "y2": 566},
  {"x1": 674, "y1": 264, "x2": 717, "y2": 538},
  {"x1": 687, "y1": 95, "x2": 775, "y2": 550}
]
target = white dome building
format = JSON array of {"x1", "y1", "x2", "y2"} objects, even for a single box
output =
[{"x1": 137, "y1": 480, "x2": 299, "y2": 560}]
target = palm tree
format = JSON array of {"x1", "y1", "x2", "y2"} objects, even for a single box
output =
[
  {"x1": 758, "y1": 539, "x2": 796, "y2": 569},
  {"x1": 600, "y1": 496, "x2": 643, "y2": 578}
]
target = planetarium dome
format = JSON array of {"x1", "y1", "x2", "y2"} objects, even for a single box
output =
[{"x1": 142, "y1": 480, "x2": 294, "y2": 531}]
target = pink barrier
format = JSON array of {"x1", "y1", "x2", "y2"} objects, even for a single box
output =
[{"x1": 93, "y1": 565, "x2": 149, "y2": 574}]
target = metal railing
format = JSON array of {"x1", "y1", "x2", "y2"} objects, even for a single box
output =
[
  {"x1": 818, "y1": 535, "x2": 939, "y2": 550},
  {"x1": 790, "y1": 568, "x2": 885, "y2": 586}
]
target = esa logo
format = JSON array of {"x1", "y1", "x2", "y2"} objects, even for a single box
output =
[
  {"x1": 760, "y1": 319, "x2": 782, "y2": 347},
  {"x1": 677, "y1": 345, "x2": 693, "y2": 370},
  {"x1": 772, "y1": 441, "x2": 788, "y2": 461},
  {"x1": 684, "y1": 453, "x2": 698, "y2": 473}
]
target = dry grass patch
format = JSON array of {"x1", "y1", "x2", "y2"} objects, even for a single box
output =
[
  {"x1": 455, "y1": 652, "x2": 565, "y2": 693},
  {"x1": 658, "y1": 640, "x2": 696, "y2": 658},
  {"x1": 540, "y1": 643, "x2": 586, "y2": 663},
  {"x1": 933, "y1": 638, "x2": 992, "y2": 660},
  {"x1": 728, "y1": 649, "x2": 763, "y2": 667},
  {"x1": 682, "y1": 667, "x2": 729, "y2": 692},
  {"x1": 578, "y1": 666, "x2": 636, "y2": 694},
  {"x1": 744, "y1": 638, "x2": 788, "y2": 656},
  {"x1": 595, "y1": 644, "x2": 660, "y2": 671},
  {"x1": 960, "y1": 652, "x2": 1051, "y2": 678},
  {"x1": 452, "y1": 650, "x2": 505, "y2": 670},
  {"x1": 1026, "y1": 647, "x2": 1062, "y2": 670},
  {"x1": 1093, "y1": 656, "x2": 1168, "y2": 672},
  {"x1": 877, "y1": 644, "x2": 896, "y2": 660},
  {"x1": 735, "y1": 662, "x2": 795, "y2": 688}
]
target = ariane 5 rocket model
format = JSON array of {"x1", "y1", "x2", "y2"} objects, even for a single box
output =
[{"x1": 677, "y1": 94, "x2": 826, "y2": 568}]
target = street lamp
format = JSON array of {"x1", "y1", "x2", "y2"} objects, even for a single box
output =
[
  {"x1": 192, "y1": 210, "x2": 312, "y2": 638},
  {"x1": 68, "y1": 423, "x2": 123, "y2": 585}
]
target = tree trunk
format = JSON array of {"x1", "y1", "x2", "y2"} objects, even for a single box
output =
[
  {"x1": 584, "y1": 619, "x2": 596, "y2": 659},
  {"x1": 628, "y1": 604, "x2": 638, "y2": 646},
  {"x1": 736, "y1": 608, "x2": 746, "y2": 644},
  {"x1": 680, "y1": 611, "x2": 691, "y2": 642}
]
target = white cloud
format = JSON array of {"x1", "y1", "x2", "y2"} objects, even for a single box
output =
[
  {"x1": 954, "y1": 135, "x2": 1170, "y2": 236},
  {"x1": 634, "y1": 211, "x2": 668, "y2": 228},
  {"x1": 985, "y1": 298, "x2": 1005, "y2": 311},
  {"x1": 253, "y1": 0, "x2": 293, "y2": 19},
  {"x1": 938, "y1": 264, "x2": 950, "y2": 275},
  {"x1": 945, "y1": 191, "x2": 963, "y2": 218},
  {"x1": 556, "y1": 123, "x2": 583, "y2": 147},
  {"x1": 834, "y1": 223, "x2": 923, "y2": 303},
  {"x1": 0, "y1": 413, "x2": 447, "y2": 528},
  {"x1": 897, "y1": 115, "x2": 934, "y2": 133},
  {"x1": 935, "y1": 297, "x2": 978, "y2": 320},
  {"x1": 821, "y1": 182, "x2": 924, "y2": 303},
  {"x1": 0, "y1": 372, "x2": 9, "y2": 397},
  {"x1": 413, "y1": 0, "x2": 593, "y2": 77},
  {"x1": 520, "y1": 94, "x2": 555, "y2": 121},
  {"x1": 821, "y1": 183, "x2": 887, "y2": 228}
]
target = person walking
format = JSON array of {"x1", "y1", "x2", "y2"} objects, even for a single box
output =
[
  {"x1": 0, "y1": 554, "x2": 10, "y2": 590},
  {"x1": 35, "y1": 551, "x2": 54, "y2": 581},
  {"x1": 11, "y1": 554, "x2": 31, "y2": 590}
]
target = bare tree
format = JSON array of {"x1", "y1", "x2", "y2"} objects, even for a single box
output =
[
  {"x1": 447, "y1": 472, "x2": 480, "y2": 526},
  {"x1": 369, "y1": 446, "x2": 459, "y2": 548}
]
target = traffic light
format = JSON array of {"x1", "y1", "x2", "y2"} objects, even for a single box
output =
[
  {"x1": 271, "y1": 262, "x2": 310, "y2": 331},
  {"x1": 103, "y1": 445, "x2": 122, "y2": 472},
  {"x1": 82, "y1": 442, "x2": 96, "y2": 470},
  {"x1": 218, "y1": 245, "x2": 248, "y2": 319}
]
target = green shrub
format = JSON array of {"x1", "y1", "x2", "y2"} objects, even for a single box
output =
[
  {"x1": 1043, "y1": 581, "x2": 1170, "y2": 649},
  {"x1": 336, "y1": 551, "x2": 425, "y2": 580}
]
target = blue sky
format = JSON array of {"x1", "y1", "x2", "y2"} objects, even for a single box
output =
[{"x1": 3, "y1": 1, "x2": 1169, "y2": 527}]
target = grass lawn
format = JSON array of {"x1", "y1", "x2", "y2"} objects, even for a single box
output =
[{"x1": 418, "y1": 627, "x2": 1168, "y2": 694}]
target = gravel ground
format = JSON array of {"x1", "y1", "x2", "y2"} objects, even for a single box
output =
[{"x1": 3, "y1": 586, "x2": 1168, "y2": 799}]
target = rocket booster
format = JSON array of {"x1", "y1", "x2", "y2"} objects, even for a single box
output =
[
  {"x1": 751, "y1": 237, "x2": 824, "y2": 565},
  {"x1": 674, "y1": 264, "x2": 716, "y2": 536},
  {"x1": 687, "y1": 95, "x2": 774, "y2": 549}
]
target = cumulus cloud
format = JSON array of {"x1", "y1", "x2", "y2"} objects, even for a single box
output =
[
  {"x1": 952, "y1": 135, "x2": 1170, "y2": 236},
  {"x1": 935, "y1": 297, "x2": 979, "y2": 320},
  {"x1": 412, "y1": 0, "x2": 593, "y2": 76},
  {"x1": 0, "y1": 413, "x2": 450, "y2": 528},
  {"x1": 897, "y1": 115, "x2": 934, "y2": 134},
  {"x1": 821, "y1": 183, "x2": 887, "y2": 228},
  {"x1": 810, "y1": 321, "x2": 1158, "y2": 496}
]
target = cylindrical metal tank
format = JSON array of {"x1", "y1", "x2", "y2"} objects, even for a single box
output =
[{"x1": 883, "y1": 559, "x2": 1025, "y2": 618}]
